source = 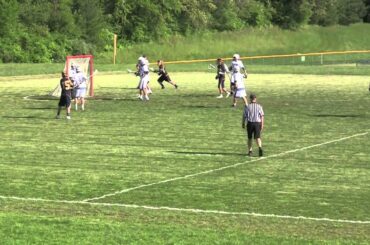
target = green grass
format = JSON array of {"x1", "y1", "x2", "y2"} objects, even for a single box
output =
[{"x1": 0, "y1": 72, "x2": 369, "y2": 244}]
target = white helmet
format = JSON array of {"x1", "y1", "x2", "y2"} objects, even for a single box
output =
[
  {"x1": 233, "y1": 54, "x2": 240, "y2": 59},
  {"x1": 75, "y1": 66, "x2": 81, "y2": 72}
]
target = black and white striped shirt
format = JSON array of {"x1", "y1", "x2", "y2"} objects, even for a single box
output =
[{"x1": 243, "y1": 102, "x2": 264, "y2": 123}]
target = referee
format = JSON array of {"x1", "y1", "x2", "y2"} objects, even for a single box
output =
[{"x1": 242, "y1": 94, "x2": 264, "y2": 157}]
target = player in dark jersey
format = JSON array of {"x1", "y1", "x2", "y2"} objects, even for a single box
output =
[
  {"x1": 215, "y1": 58, "x2": 231, "y2": 98},
  {"x1": 56, "y1": 72, "x2": 74, "y2": 119},
  {"x1": 155, "y1": 60, "x2": 178, "y2": 89}
]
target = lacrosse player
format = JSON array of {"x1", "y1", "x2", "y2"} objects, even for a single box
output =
[
  {"x1": 136, "y1": 55, "x2": 150, "y2": 101},
  {"x1": 229, "y1": 54, "x2": 247, "y2": 94},
  {"x1": 155, "y1": 60, "x2": 178, "y2": 89},
  {"x1": 74, "y1": 67, "x2": 87, "y2": 110},
  {"x1": 56, "y1": 72, "x2": 73, "y2": 119},
  {"x1": 230, "y1": 54, "x2": 248, "y2": 107},
  {"x1": 215, "y1": 58, "x2": 230, "y2": 98},
  {"x1": 69, "y1": 64, "x2": 77, "y2": 100}
]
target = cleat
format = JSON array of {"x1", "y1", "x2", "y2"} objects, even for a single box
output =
[
  {"x1": 216, "y1": 95, "x2": 223, "y2": 98},
  {"x1": 174, "y1": 85, "x2": 178, "y2": 89},
  {"x1": 259, "y1": 148, "x2": 263, "y2": 157},
  {"x1": 66, "y1": 116, "x2": 71, "y2": 120},
  {"x1": 248, "y1": 151, "x2": 252, "y2": 156},
  {"x1": 231, "y1": 104, "x2": 236, "y2": 107},
  {"x1": 139, "y1": 95, "x2": 143, "y2": 100},
  {"x1": 145, "y1": 95, "x2": 149, "y2": 101},
  {"x1": 55, "y1": 115, "x2": 60, "y2": 119},
  {"x1": 226, "y1": 92, "x2": 230, "y2": 98}
]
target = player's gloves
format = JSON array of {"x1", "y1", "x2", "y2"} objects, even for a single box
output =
[
  {"x1": 134, "y1": 71, "x2": 140, "y2": 76},
  {"x1": 215, "y1": 75, "x2": 219, "y2": 80}
]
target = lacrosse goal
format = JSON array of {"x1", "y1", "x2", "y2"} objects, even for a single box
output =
[{"x1": 49, "y1": 55, "x2": 95, "y2": 97}]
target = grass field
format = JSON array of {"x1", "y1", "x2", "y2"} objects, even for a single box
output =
[{"x1": 0, "y1": 70, "x2": 369, "y2": 244}]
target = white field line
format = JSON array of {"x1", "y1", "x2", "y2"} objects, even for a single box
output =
[
  {"x1": 0, "y1": 195, "x2": 369, "y2": 224},
  {"x1": 83, "y1": 131, "x2": 369, "y2": 202}
]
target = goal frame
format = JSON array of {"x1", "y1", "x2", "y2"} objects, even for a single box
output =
[{"x1": 65, "y1": 54, "x2": 95, "y2": 97}]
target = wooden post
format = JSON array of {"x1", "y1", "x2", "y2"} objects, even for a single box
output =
[{"x1": 113, "y1": 34, "x2": 117, "y2": 64}]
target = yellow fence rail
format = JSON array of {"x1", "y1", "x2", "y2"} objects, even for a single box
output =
[{"x1": 160, "y1": 50, "x2": 370, "y2": 65}]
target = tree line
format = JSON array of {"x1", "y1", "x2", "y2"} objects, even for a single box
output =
[{"x1": 0, "y1": 0, "x2": 369, "y2": 63}]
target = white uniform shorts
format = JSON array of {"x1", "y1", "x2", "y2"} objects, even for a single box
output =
[
  {"x1": 231, "y1": 72, "x2": 244, "y2": 84},
  {"x1": 234, "y1": 87, "x2": 246, "y2": 98},
  {"x1": 75, "y1": 87, "x2": 87, "y2": 98},
  {"x1": 139, "y1": 75, "x2": 150, "y2": 90}
]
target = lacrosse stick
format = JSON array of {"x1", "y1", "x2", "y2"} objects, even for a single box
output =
[{"x1": 208, "y1": 64, "x2": 216, "y2": 70}]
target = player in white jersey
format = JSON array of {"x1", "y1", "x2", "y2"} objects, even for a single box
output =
[
  {"x1": 73, "y1": 67, "x2": 87, "y2": 110},
  {"x1": 69, "y1": 64, "x2": 77, "y2": 99},
  {"x1": 230, "y1": 54, "x2": 248, "y2": 107},
  {"x1": 136, "y1": 55, "x2": 150, "y2": 101}
]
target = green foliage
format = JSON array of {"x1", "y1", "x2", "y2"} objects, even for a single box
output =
[
  {"x1": 73, "y1": 0, "x2": 105, "y2": 48},
  {"x1": 213, "y1": 0, "x2": 244, "y2": 31},
  {"x1": 0, "y1": 0, "x2": 369, "y2": 63},
  {"x1": 0, "y1": 0, "x2": 19, "y2": 37},
  {"x1": 48, "y1": 0, "x2": 77, "y2": 36},
  {"x1": 337, "y1": 0, "x2": 367, "y2": 25},
  {"x1": 271, "y1": 0, "x2": 313, "y2": 29},
  {"x1": 309, "y1": 0, "x2": 339, "y2": 26}
]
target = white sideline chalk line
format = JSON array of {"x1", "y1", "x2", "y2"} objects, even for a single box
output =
[
  {"x1": 1, "y1": 195, "x2": 369, "y2": 224},
  {"x1": 83, "y1": 131, "x2": 369, "y2": 202}
]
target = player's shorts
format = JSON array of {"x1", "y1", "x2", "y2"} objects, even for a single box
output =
[
  {"x1": 139, "y1": 75, "x2": 150, "y2": 89},
  {"x1": 247, "y1": 122, "x2": 262, "y2": 139},
  {"x1": 58, "y1": 94, "x2": 71, "y2": 107},
  {"x1": 218, "y1": 75, "x2": 225, "y2": 88},
  {"x1": 75, "y1": 88, "x2": 86, "y2": 98},
  {"x1": 231, "y1": 73, "x2": 244, "y2": 84},
  {"x1": 234, "y1": 87, "x2": 246, "y2": 98},
  {"x1": 158, "y1": 75, "x2": 171, "y2": 83},
  {"x1": 71, "y1": 89, "x2": 76, "y2": 99}
]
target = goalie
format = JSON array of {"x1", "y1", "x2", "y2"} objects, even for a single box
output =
[{"x1": 56, "y1": 72, "x2": 73, "y2": 120}]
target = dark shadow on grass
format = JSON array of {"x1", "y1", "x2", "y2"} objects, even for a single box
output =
[
  {"x1": 168, "y1": 150, "x2": 246, "y2": 157},
  {"x1": 99, "y1": 87, "x2": 137, "y2": 90},
  {"x1": 184, "y1": 105, "x2": 223, "y2": 109},
  {"x1": 24, "y1": 107, "x2": 55, "y2": 110},
  {"x1": 2, "y1": 115, "x2": 54, "y2": 120},
  {"x1": 24, "y1": 95, "x2": 58, "y2": 101},
  {"x1": 92, "y1": 96, "x2": 136, "y2": 101},
  {"x1": 179, "y1": 94, "x2": 215, "y2": 98},
  {"x1": 312, "y1": 114, "x2": 363, "y2": 118}
]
